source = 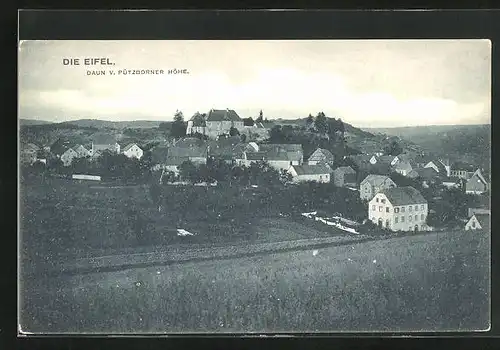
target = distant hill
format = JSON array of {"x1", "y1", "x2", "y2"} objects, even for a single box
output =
[
  {"x1": 59, "y1": 119, "x2": 168, "y2": 129},
  {"x1": 366, "y1": 124, "x2": 491, "y2": 169},
  {"x1": 19, "y1": 119, "x2": 54, "y2": 126},
  {"x1": 271, "y1": 117, "x2": 375, "y2": 139}
]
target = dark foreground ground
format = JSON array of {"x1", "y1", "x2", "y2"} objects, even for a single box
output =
[{"x1": 19, "y1": 228, "x2": 489, "y2": 333}]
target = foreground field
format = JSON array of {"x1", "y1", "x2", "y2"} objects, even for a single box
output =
[{"x1": 20, "y1": 229, "x2": 489, "y2": 333}]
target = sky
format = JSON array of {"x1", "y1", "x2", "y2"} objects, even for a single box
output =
[{"x1": 18, "y1": 40, "x2": 491, "y2": 128}]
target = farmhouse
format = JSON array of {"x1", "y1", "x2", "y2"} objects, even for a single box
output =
[
  {"x1": 122, "y1": 143, "x2": 144, "y2": 159},
  {"x1": 465, "y1": 213, "x2": 490, "y2": 231},
  {"x1": 186, "y1": 109, "x2": 244, "y2": 139},
  {"x1": 60, "y1": 148, "x2": 78, "y2": 166},
  {"x1": 392, "y1": 161, "x2": 413, "y2": 176},
  {"x1": 307, "y1": 148, "x2": 335, "y2": 166},
  {"x1": 359, "y1": 174, "x2": 397, "y2": 201},
  {"x1": 20, "y1": 143, "x2": 40, "y2": 164},
  {"x1": 424, "y1": 160, "x2": 448, "y2": 176},
  {"x1": 450, "y1": 161, "x2": 476, "y2": 179},
  {"x1": 332, "y1": 166, "x2": 357, "y2": 187},
  {"x1": 91, "y1": 133, "x2": 120, "y2": 154},
  {"x1": 73, "y1": 144, "x2": 91, "y2": 158},
  {"x1": 288, "y1": 164, "x2": 332, "y2": 183},
  {"x1": 465, "y1": 169, "x2": 488, "y2": 194},
  {"x1": 259, "y1": 144, "x2": 303, "y2": 171},
  {"x1": 368, "y1": 186, "x2": 428, "y2": 232}
]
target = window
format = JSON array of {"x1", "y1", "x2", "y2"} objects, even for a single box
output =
[
  {"x1": 376, "y1": 198, "x2": 379, "y2": 203},
  {"x1": 395, "y1": 217, "x2": 399, "y2": 223},
  {"x1": 415, "y1": 205, "x2": 418, "y2": 211},
  {"x1": 421, "y1": 214, "x2": 424, "y2": 221},
  {"x1": 401, "y1": 207, "x2": 405, "y2": 213},
  {"x1": 401, "y1": 216, "x2": 405, "y2": 222},
  {"x1": 409, "y1": 206, "x2": 412, "y2": 212},
  {"x1": 320, "y1": 175, "x2": 322, "y2": 180},
  {"x1": 372, "y1": 205, "x2": 376, "y2": 211},
  {"x1": 379, "y1": 206, "x2": 383, "y2": 212},
  {"x1": 415, "y1": 215, "x2": 418, "y2": 221},
  {"x1": 381, "y1": 199, "x2": 386, "y2": 204},
  {"x1": 472, "y1": 221, "x2": 476, "y2": 228},
  {"x1": 395, "y1": 207, "x2": 399, "y2": 213},
  {"x1": 386, "y1": 207, "x2": 390, "y2": 213},
  {"x1": 386, "y1": 219, "x2": 390, "y2": 228},
  {"x1": 409, "y1": 216, "x2": 412, "y2": 222}
]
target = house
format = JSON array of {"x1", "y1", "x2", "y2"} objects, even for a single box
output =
[
  {"x1": 20, "y1": 143, "x2": 40, "y2": 164},
  {"x1": 259, "y1": 144, "x2": 303, "y2": 171},
  {"x1": 60, "y1": 148, "x2": 78, "y2": 166},
  {"x1": 376, "y1": 155, "x2": 396, "y2": 167},
  {"x1": 332, "y1": 166, "x2": 357, "y2": 187},
  {"x1": 465, "y1": 213, "x2": 490, "y2": 231},
  {"x1": 207, "y1": 137, "x2": 242, "y2": 164},
  {"x1": 407, "y1": 167, "x2": 440, "y2": 183},
  {"x1": 359, "y1": 174, "x2": 397, "y2": 201},
  {"x1": 468, "y1": 208, "x2": 491, "y2": 217},
  {"x1": 465, "y1": 169, "x2": 488, "y2": 194},
  {"x1": 122, "y1": 143, "x2": 144, "y2": 159},
  {"x1": 424, "y1": 160, "x2": 448, "y2": 176},
  {"x1": 450, "y1": 161, "x2": 476, "y2": 179},
  {"x1": 91, "y1": 133, "x2": 120, "y2": 154},
  {"x1": 152, "y1": 138, "x2": 209, "y2": 174},
  {"x1": 368, "y1": 186, "x2": 428, "y2": 232},
  {"x1": 73, "y1": 144, "x2": 91, "y2": 158},
  {"x1": 288, "y1": 164, "x2": 332, "y2": 183},
  {"x1": 392, "y1": 161, "x2": 413, "y2": 176},
  {"x1": 307, "y1": 148, "x2": 335, "y2": 166},
  {"x1": 413, "y1": 154, "x2": 434, "y2": 168},
  {"x1": 186, "y1": 109, "x2": 245, "y2": 139},
  {"x1": 441, "y1": 176, "x2": 463, "y2": 189}
]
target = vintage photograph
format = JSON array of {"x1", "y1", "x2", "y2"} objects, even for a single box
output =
[{"x1": 18, "y1": 40, "x2": 491, "y2": 333}]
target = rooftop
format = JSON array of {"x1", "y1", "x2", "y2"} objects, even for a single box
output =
[
  {"x1": 379, "y1": 186, "x2": 427, "y2": 206},
  {"x1": 292, "y1": 164, "x2": 332, "y2": 176},
  {"x1": 361, "y1": 174, "x2": 393, "y2": 187},
  {"x1": 206, "y1": 109, "x2": 242, "y2": 122}
]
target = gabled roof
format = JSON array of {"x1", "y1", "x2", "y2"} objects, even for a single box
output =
[
  {"x1": 472, "y1": 213, "x2": 490, "y2": 229},
  {"x1": 379, "y1": 186, "x2": 427, "y2": 206},
  {"x1": 333, "y1": 166, "x2": 356, "y2": 174},
  {"x1": 414, "y1": 154, "x2": 434, "y2": 164},
  {"x1": 308, "y1": 148, "x2": 335, "y2": 163},
  {"x1": 246, "y1": 151, "x2": 268, "y2": 161},
  {"x1": 123, "y1": 143, "x2": 141, "y2": 152},
  {"x1": 451, "y1": 161, "x2": 476, "y2": 172},
  {"x1": 259, "y1": 144, "x2": 303, "y2": 162},
  {"x1": 292, "y1": 164, "x2": 332, "y2": 176},
  {"x1": 468, "y1": 169, "x2": 488, "y2": 185},
  {"x1": 426, "y1": 160, "x2": 447, "y2": 173},
  {"x1": 92, "y1": 133, "x2": 117, "y2": 145},
  {"x1": 206, "y1": 109, "x2": 242, "y2": 122},
  {"x1": 377, "y1": 155, "x2": 395, "y2": 165},
  {"x1": 361, "y1": 174, "x2": 394, "y2": 187},
  {"x1": 349, "y1": 154, "x2": 376, "y2": 164},
  {"x1": 393, "y1": 161, "x2": 413, "y2": 171}
]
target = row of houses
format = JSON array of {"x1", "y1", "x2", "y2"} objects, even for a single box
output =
[{"x1": 20, "y1": 133, "x2": 145, "y2": 167}]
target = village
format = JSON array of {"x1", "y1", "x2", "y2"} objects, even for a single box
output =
[{"x1": 20, "y1": 108, "x2": 490, "y2": 236}]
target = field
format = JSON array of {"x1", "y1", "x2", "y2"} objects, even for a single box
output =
[{"x1": 20, "y1": 228, "x2": 489, "y2": 333}]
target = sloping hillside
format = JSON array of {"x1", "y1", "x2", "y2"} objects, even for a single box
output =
[
  {"x1": 365, "y1": 124, "x2": 491, "y2": 169},
  {"x1": 59, "y1": 119, "x2": 167, "y2": 129}
]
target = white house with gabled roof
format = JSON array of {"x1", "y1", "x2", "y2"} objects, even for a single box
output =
[
  {"x1": 122, "y1": 143, "x2": 144, "y2": 159},
  {"x1": 368, "y1": 186, "x2": 428, "y2": 232}
]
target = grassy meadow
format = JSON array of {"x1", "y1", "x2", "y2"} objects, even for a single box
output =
[{"x1": 20, "y1": 228, "x2": 489, "y2": 333}]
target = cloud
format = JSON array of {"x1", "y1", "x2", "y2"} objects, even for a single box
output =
[{"x1": 18, "y1": 40, "x2": 491, "y2": 127}]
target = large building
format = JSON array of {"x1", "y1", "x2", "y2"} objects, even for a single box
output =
[
  {"x1": 368, "y1": 186, "x2": 428, "y2": 232},
  {"x1": 186, "y1": 109, "x2": 244, "y2": 139}
]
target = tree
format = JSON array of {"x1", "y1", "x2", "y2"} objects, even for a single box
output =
[
  {"x1": 256, "y1": 110, "x2": 264, "y2": 123},
  {"x1": 384, "y1": 140, "x2": 403, "y2": 156},
  {"x1": 243, "y1": 117, "x2": 255, "y2": 127},
  {"x1": 240, "y1": 133, "x2": 247, "y2": 142},
  {"x1": 178, "y1": 160, "x2": 199, "y2": 183},
  {"x1": 314, "y1": 112, "x2": 329, "y2": 134},
  {"x1": 229, "y1": 126, "x2": 240, "y2": 136},
  {"x1": 306, "y1": 114, "x2": 314, "y2": 128},
  {"x1": 170, "y1": 110, "x2": 187, "y2": 138},
  {"x1": 191, "y1": 112, "x2": 206, "y2": 127}
]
